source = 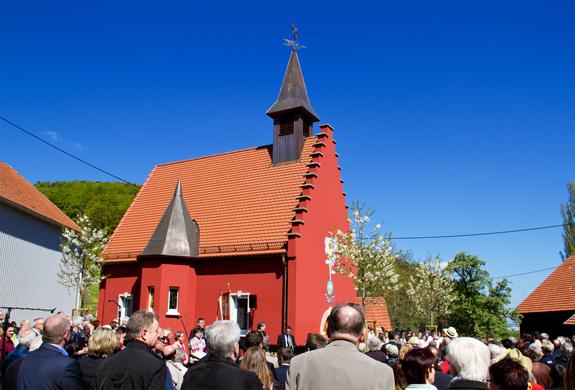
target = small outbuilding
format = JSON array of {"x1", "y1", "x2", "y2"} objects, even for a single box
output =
[
  {"x1": 516, "y1": 255, "x2": 575, "y2": 338},
  {"x1": 0, "y1": 161, "x2": 79, "y2": 323}
]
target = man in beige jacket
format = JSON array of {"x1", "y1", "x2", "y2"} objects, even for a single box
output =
[{"x1": 285, "y1": 302, "x2": 395, "y2": 390}]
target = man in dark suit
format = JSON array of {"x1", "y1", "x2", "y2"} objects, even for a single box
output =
[
  {"x1": 276, "y1": 347, "x2": 294, "y2": 389},
  {"x1": 277, "y1": 326, "x2": 295, "y2": 349},
  {"x1": 181, "y1": 320, "x2": 263, "y2": 390},
  {"x1": 17, "y1": 314, "x2": 84, "y2": 390},
  {"x1": 93, "y1": 310, "x2": 170, "y2": 389}
]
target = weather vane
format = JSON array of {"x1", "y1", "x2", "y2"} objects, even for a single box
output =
[{"x1": 283, "y1": 22, "x2": 306, "y2": 51}]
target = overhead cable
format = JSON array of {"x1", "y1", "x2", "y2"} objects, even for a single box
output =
[
  {"x1": 492, "y1": 266, "x2": 559, "y2": 280},
  {"x1": 391, "y1": 224, "x2": 566, "y2": 240},
  {"x1": 1, "y1": 116, "x2": 138, "y2": 186}
]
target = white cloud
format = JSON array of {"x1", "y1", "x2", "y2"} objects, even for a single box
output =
[
  {"x1": 42, "y1": 131, "x2": 60, "y2": 140},
  {"x1": 71, "y1": 142, "x2": 83, "y2": 150}
]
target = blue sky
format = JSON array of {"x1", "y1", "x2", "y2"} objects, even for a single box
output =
[{"x1": 2, "y1": 1, "x2": 574, "y2": 311}]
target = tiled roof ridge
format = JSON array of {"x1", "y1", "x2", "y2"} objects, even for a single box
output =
[
  {"x1": 516, "y1": 254, "x2": 575, "y2": 313},
  {"x1": 0, "y1": 161, "x2": 80, "y2": 231},
  {"x1": 155, "y1": 138, "x2": 319, "y2": 168},
  {"x1": 103, "y1": 165, "x2": 157, "y2": 254}
]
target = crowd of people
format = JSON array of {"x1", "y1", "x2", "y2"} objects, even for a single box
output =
[{"x1": 0, "y1": 304, "x2": 574, "y2": 390}]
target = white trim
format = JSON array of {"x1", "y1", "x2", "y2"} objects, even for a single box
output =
[
  {"x1": 230, "y1": 292, "x2": 250, "y2": 336},
  {"x1": 167, "y1": 287, "x2": 179, "y2": 315}
]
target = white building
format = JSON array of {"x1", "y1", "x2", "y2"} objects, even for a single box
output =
[{"x1": 0, "y1": 161, "x2": 79, "y2": 324}]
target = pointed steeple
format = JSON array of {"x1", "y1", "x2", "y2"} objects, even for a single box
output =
[
  {"x1": 267, "y1": 50, "x2": 320, "y2": 165},
  {"x1": 266, "y1": 50, "x2": 320, "y2": 122},
  {"x1": 141, "y1": 179, "x2": 199, "y2": 258}
]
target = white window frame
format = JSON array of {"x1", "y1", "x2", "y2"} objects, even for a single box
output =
[
  {"x1": 167, "y1": 287, "x2": 180, "y2": 315},
  {"x1": 230, "y1": 292, "x2": 250, "y2": 336},
  {"x1": 148, "y1": 287, "x2": 155, "y2": 310},
  {"x1": 118, "y1": 293, "x2": 133, "y2": 323}
]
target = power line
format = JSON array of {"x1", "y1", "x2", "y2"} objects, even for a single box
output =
[
  {"x1": 1, "y1": 116, "x2": 138, "y2": 186},
  {"x1": 492, "y1": 266, "x2": 559, "y2": 280},
  {"x1": 2, "y1": 116, "x2": 572, "y2": 243},
  {"x1": 391, "y1": 224, "x2": 566, "y2": 240}
]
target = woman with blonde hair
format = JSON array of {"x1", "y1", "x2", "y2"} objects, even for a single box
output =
[
  {"x1": 78, "y1": 327, "x2": 118, "y2": 389},
  {"x1": 239, "y1": 346, "x2": 280, "y2": 390}
]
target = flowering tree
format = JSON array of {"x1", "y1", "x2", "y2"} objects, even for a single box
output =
[
  {"x1": 406, "y1": 254, "x2": 455, "y2": 327},
  {"x1": 328, "y1": 200, "x2": 399, "y2": 309},
  {"x1": 58, "y1": 214, "x2": 109, "y2": 309}
]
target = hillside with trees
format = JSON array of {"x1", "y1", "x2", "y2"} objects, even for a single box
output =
[{"x1": 34, "y1": 180, "x2": 141, "y2": 233}]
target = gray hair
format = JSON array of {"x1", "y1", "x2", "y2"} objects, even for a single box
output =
[
  {"x1": 18, "y1": 328, "x2": 36, "y2": 347},
  {"x1": 30, "y1": 336, "x2": 43, "y2": 351},
  {"x1": 448, "y1": 337, "x2": 490, "y2": 381},
  {"x1": 262, "y1": 336, "x2": 271, "y2": 351},
  {"x1": 509, "y1": 337, "x2": 517, "y2": 344},
  {"x1": 206, "y1": 320, "x2": 240, "y2": 358},
  {"x1": 529, "y1": 343, "x2": 542, "y2": 359},
  {"x1": 84, "y1": 314, "x2": 94, "y2": 321},
  {"x1": 174, "y1": 348, "x2": 187, "y2": 363},
  {"x1": 561, "y1": 342, "x2": 573, "y2": 354},
  {"x1": 72, "y1": 316, "x2": 84, "y2": 327},
  {"x1": 126, "y1": 310, "x2": 159, "y2": 341},
  {"x1": 488, "y1": 343, "x2": 506, "y2": 361},
  {"x1": 367, "y1": 335, "x2": 383, "y2": 351},
  {"x1": 541, "y1": 340, "x2": 554, "y2": 354}
]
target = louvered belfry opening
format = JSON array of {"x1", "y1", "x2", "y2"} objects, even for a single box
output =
[
  {"x1": 278, "y1": 114, "x2": 295, "y2": 136},
  {"x1": 302, "y1": 115, "x2": 312, "y2": 138},
  {"x1": 267, "y1": 50, "x2": 320, "y2": 165}
]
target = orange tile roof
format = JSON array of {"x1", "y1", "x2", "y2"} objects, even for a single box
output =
[
  {"x1": 517, "y1": 255, "x2": 575, "y2": 313},
  {"x1": 563, "y1": 313, "x2": 575, "y2": 325},
  {"x1": 359, "y1": 297, "x2": 393, "y2": 331},
  {"x1": 104, "y1": 140, "x2": 316, "y2": 261},
  {"x1": 0, "y1": 161, "x2": 79, "y2": 231}
]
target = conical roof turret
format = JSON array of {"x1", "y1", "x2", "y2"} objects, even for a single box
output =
[
  {"x1": 266, "y1": 50, "x2": 320, "y2": 122},
  {"x1": 141, "y1": 179, "x2": 199, "y2": 258}
]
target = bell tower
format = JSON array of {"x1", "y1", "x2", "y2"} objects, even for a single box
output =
[{"x1": 266, "y1": 27, "x2": 320, "y2": 165}]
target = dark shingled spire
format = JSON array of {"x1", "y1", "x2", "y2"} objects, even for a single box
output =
[
  {"x1": 141, "y1": 178, "x2": 199, "y2": 258},
  {"x1": 266, "y1": 50, "x2": 320, "y2": 122}
]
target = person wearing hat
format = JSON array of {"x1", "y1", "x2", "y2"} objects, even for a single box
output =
[
  {"x1": 384, "y1": 344, "x2": 399, "y2": 367},
  {"x1": 506, "y1": 348, "x2": 545, "y2": 390},
  {"x1": 444, "y1": 327, "x2": 458, "y2": 339}
]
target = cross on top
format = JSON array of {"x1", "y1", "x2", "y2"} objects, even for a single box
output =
[{"x1": 283, "y1": 22, "x2": 306, "y2": 51}]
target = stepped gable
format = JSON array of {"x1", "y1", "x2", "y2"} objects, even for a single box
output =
[
  {"x1": 0, "y1": 161, "x2": 79, "y2": 231},
  {"x1": 517, "y1": 255, "x2": 575, "y2": 314},
  {"x1": 104, "y1": 139, "x2": 317, "y2": 262},
  {"x1": 359, "y1": 297, "x2": 393, "y2": 331}
]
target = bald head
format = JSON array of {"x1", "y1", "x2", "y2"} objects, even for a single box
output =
[
  {"x1": 328, "y1": 302, "x2": 365, "y2": 342},
  {"x1": 163, "y1": 345, "x2": 177, "y2": 360},
  {"x1": 18, "y1": 328, "x2": 36, "y2": 347},
  {"x1": 43, "y1": 315, "x2": 70, "y2": 345}
]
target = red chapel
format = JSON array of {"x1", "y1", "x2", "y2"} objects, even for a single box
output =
[{"x1": 98, "y1": 49, "x2": 356, "y2": 346}]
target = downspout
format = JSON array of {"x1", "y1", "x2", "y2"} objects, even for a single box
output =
[{"x1": 282, "y1": 253, "x2": 288, "y2": 333}]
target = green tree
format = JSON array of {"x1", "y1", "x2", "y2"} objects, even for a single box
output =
[
  {"x1": 407, "y1": 254, "x2": 454, "y2": 328},
  {"x1": 385, "y1": 250, "x2": 426, "y2": 331},
  {"x1": 328, "y1": 200, "x2": 399, "y2": 309},
  {"x1": 560, "y1": 180, "x2": 575, "y2": 262},
  {"x1": 34, "y1": 180, "x2": 141, "y2": 232},
  {"x1": 59, "y1": 214, "x2": 109, "y2": 309},
  {"x1": 447, "y1": 252, "x2": 521, "y2": 337}
]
